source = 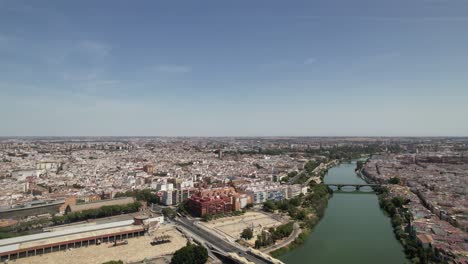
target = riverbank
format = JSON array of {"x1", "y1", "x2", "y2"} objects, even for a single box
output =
[
  {"x1": 267, "y1": 161, "x2": 337, "y2": 257},
  {"x1": 376, "y1": 184, "x2": 466, "y2": 263},
  {"x1": 259, "y1": 183, "x2": 332, "y2": 256},
  {"x1": 376, "y1": 187, "x2": 430, "y2": 263},
  {"x1": 362, "y1": 155, "x2": 467, "y2": 263},
  {"x1": 357, "y1": 166, "x2": 422, "y2": 262},
  {"x1": 270, "y1": 225, "x2": 311, "y2": 257},
  {"x1": 269, "y1": 195, "x2": 330, "y2": 257},
  {"x1": 358, "y1": 164, "x2": 435, "y2": 263},
  {"x1": 279, "y1": 162, "x2": 407, "y2": 264}
]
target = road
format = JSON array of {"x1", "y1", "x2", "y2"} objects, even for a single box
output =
[
  {"x1": 174, "y1": 217, "x2": 268, "y2": 264},
  {"x1": 288, "y1": 161, "x2": 328, "y2": 185}
]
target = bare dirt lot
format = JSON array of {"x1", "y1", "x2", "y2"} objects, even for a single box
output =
[
  {"x1": 13, "y1": 225, "x2": 187, "y2": 264},
  {"x1": 201, "y1": 211, "x2": 283, "y2": 241}
]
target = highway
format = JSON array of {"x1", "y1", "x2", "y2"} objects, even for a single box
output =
[{"x1": 174, "y1": 217, "x2": 268, "y2": 264}]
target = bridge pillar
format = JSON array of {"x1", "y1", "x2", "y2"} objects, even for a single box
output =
[{"x1": 356, "y1": 185, "x2": 360, "y2": 191}]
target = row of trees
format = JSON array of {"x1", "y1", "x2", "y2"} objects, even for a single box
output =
[
  {"x1": 356, "y1": 160, "x2": 365, "y2": 171},
  {"x1": 377, "y1": 188, "x2": 436, "y2": 263},
  {"x1": 279, "y1": 171, "x2": 298, "y2": 183},
  {"x1": 286, "y1": 159, "x2": 322, "y2": 185},
  {"x1": 52, "y1": 202, "x2": 141, "y2": 225},
  {"x1": 302, "y1": 183, "x2": 332, "y2": 219},
  {"x1": 0, "y1": 217, "x2": 52, "y2": 239},
  {"x1": 201, "y1": 210, "x2": 244, "y2": 222},
  {"x1": 263, "y1": 195, "x2": 302, "y2": 214},
  {"x1": 303, "y1": 144, "x2": 387, "y2": 160},
  {"x1": 114, "y1": 189, "x2": 159, "y2": 204},
  {"x1": 236, "y1": 148, "x2": 287, "y2": 156},
  {"x1": 304, "y1": 160, "x2": 320, "y2": 174}
]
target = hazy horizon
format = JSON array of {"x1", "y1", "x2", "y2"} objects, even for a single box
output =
[{"x1": 1, "y1": 0, "x2": 467, "y2": 137}]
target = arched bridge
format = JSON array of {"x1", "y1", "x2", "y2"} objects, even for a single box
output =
[{"x1": 324, "y1": 183, "x2": 380, "y2": 191}]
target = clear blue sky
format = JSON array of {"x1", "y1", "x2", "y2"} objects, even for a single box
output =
[{"x1": 1, "y1": 0, "x2": 467, "y2": 136}]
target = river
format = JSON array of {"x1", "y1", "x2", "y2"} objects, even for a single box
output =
[{"x1": 280, "y1": 162, "x2": 407, "y2": 264}]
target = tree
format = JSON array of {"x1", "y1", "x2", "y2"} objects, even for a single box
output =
[
  {"x1": 382, "y1": 200, "x2": 397, "y2": 217},
  {"x1": 263, "y1": 200, "x2": 277, "y2": 212},
  {"x1": 271, "y1": 222, "x2": 294, "y2": 241},
  {"x1": 177, "y1": 200, "x2": 190, "y2": 215},
  {"x1": 241, "y1": 227, "x2": 253, "y2": 240},
  {"x1": 391, "y1": 215, "x2": 403, "y2": 227},
  {"x1": 171, "y1": 243, "x2": 208, "y2": 264},
  {"x1": 114, "y1": 189, "x2": 159, "y2": 204},
  {"x1": 304, "y1": 160, "x2": 320, "y2": 174},
  {"x1": 202, "y1": 214, "x2": 213, "y2": 222},
  {"x1": 277, "y1": 200, "x2": 290, "y2": 211},
  {"x1": 288, "y1": 207, "x2": 299, "y2": 219},
  {"x1": 56, "y1": 202, "x2": 141, "y2": 225},
  {"x1": 162, "y1": 208, "x2": 177, "y2": 219},
  {"x1": 289, "y1": 196, "x2": 302, "y2": 207},
  {"x1": 255, "y1": 230, "x2": 274, "y2": 249},
  {"x1": 356, "y1": 160, "x2": 365, "y2": 171},
  {"x1": 294, "y1": 209, "x2": 307, "y2": 221},
  {"x1": 391, "y1": 196, "x2": 407, "y2": 208},
  {"x1": 388, "y1": 177, "x2": 400, "y2": 184}
]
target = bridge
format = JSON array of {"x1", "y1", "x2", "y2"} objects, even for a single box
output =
[{"x1": 324, "y1": 183, "x2": 380, "y2": 191}]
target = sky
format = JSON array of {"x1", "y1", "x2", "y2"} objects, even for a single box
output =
[{"x1": 1, "y1": 0, "x2": 467, "y2": 137}]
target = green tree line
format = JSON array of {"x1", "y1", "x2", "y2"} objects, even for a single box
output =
[
  {"x1": 377, "y1": 188, "x2": 436, "y2": 263},
  {"x1": 114, "y1": 189, "x2": 159, "y2": 204},
  {"x1": 53, "y1": 202, "x2": 141, "y2": 225}
]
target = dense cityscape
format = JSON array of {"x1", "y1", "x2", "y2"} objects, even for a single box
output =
[
  {"x1": 2, "y1": 1, "x2": 468, "y2": 263},
  {"x1": 0, "y1": 137, "x2": 466, "y2": 263}
]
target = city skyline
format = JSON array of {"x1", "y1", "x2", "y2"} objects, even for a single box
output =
[{"x1": 1, "y1": 0, "x2": 468, "y2": 137}]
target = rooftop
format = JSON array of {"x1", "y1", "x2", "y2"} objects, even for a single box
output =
[{"x1": 0, "y1": 219, "x2": 137, "y2": 254}]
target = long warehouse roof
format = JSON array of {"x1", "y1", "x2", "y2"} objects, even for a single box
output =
[{"x1": 0, "y1": 219, "x2": 136, "y2": 254}]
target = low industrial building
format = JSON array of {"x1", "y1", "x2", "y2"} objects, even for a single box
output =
[
  {"x1": 0, "y1": 215, "x2": 162, "y2": 261},
  {"x1": 0, "y1": 199, "x2": 65, "y2": 220}
]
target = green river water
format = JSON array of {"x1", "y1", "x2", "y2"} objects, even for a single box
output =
[{"x1": 280, "y1": 162, "x2": 407, "y2": 264}]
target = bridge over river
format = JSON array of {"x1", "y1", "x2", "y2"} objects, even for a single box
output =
[{"x1": 324, "y1": 183, "x2": 380, "y2": 191}]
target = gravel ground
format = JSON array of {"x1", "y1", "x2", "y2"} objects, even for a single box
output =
[
  {"x1": 12, "y1": 225, "x2": 187, "y2": 264},
  {"x1": 202, "y1": 211, "x2": 282, "y2": 240}
]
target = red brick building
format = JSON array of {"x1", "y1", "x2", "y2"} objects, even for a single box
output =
[{"x1": 187, "y1": 187, "x2": 252, "y2": 217}]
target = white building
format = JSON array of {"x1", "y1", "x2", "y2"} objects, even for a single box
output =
[
  {"x1": 152, "y1": 183, "x2": 174, "y2": 192},
  {"x1": 12, "y1": 169, "x2": 45, "y2": 181}
]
